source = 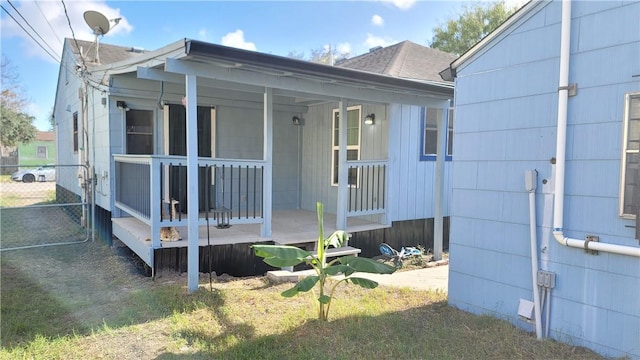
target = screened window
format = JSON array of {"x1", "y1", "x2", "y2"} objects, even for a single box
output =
[
  {"x1": 331, "y1": 106, "x2": 361, "y2": 186},
  {"x1": 126, "y1": 109, "x2": 154, "y2": 155},
  {"x1": 620, "y1": 92, "x2": 640, "y2": 218},
  {"x1": 420, "y1": 107, "x2": 453, "y2": 161}
]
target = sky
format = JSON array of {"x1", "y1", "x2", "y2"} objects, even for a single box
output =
[{"x1": 0, "y1": 0, "x2": 523, "y2": 131}]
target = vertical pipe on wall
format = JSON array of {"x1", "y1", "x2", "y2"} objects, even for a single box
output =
[{"x1": 552, "y1": 0, "x2": 640, "y2": 257}]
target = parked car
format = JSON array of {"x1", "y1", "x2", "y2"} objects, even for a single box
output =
[{"x1": 11, "y1": 165, "x2": 56, "y2": 183}]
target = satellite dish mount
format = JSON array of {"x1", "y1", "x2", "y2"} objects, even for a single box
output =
[{"x1": 83, "y1": 10, "x2": 111, "y2": 64}]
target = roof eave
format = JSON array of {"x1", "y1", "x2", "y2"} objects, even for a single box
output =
[{"x1": 185, "y1": 39, "x2": 453, "y2": 97}]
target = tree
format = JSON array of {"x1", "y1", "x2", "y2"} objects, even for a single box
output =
[
  {"x1": 288, "y1": 45, "x2": 350, "y2": 65},
  {"x1": 430, "y1": 1, "x2": 518, "y2": 56},
  {"x1": 1, "y1": 56, "x2": 37, "y2": 146}
]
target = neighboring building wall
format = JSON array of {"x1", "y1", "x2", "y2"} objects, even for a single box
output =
[
  {"x1": 449, "y1": 1, "x2": 640, "y2": 358},
  {"x1": 17, "y1": 132, "x2": 56, "y2": 166}
]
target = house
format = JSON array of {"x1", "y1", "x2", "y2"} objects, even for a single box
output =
[
  {"x1": 442, "y1": 0, "x2": 640, "y2": 357},
  {"x1": 17, "y1": 131, "x2": 57, "y2": 166},
  {"x1": 53, "y1": 36, "x2": 456, "y2": 290}
]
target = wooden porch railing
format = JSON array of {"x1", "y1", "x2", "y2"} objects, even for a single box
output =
[
  {"x1": 346, "y1": 160, "x2": 387, "y2": 216},
  {"x1": 114, "y1": 155, "x2": 265, "y2": 229}
]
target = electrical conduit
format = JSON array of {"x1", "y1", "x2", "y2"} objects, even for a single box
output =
[
  {"x1": 552, "y1": 0, "x2": 640, "y2": 258},
  {"x1": 526, "y1": 169, "x2": 543, "y2": 339}
]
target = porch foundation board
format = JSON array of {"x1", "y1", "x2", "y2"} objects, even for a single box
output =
[{"x1": 111, "y1": 209, "x2": 385, "y2": 272}]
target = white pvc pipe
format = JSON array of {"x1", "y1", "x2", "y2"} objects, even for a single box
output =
[
  {"x1": 552, "y1": 0, "x2": 640, "y2": 258},
  {"x1": 526, "y1": 170, "x2": 543, "y2": 339}
]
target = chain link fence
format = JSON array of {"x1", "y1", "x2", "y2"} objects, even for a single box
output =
[{"x1": 0, "y1": 164, "x2": 91, "y2": 251}]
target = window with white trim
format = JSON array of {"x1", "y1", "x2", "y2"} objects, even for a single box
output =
[
  {"x1": 420, "y1": 107, "x2": 453, "y2": 161},
  {"x1": 620, "y1": 92, "x2": 640, "y2": 218},
  {"x1": 331, "y1": 106, "x2": 361, "y2": 186}
]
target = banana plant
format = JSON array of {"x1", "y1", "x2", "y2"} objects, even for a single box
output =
[{"x1": 252, "y1": 202, "x2": 396, "y2": 321}]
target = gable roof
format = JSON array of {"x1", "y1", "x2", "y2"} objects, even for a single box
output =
[
  {"x1": 65, "y1": 38, "x2": 143, "y2": 67},
  {"x1": 337, "y1": 41, "x2": 456, "y2": 83}
]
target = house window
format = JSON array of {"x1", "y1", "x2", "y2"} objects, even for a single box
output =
[
  {"x1": 420, "y1": 107, "x2": 453, "y2": 161},
  {"x1": 73, "y1": 112, "x2": 78, "y2": 153},
  {"x1": 331, "y1": 106, "x2": 361, "y2": 186},
  {"x1": 36, "y1": 146, "x2": 47, "y2": 159},
  {"x1": 126, "y1": 109, "x2": 154, "y2": 155},
  {"x1": 620, "y1": 92, "x2": 640, "y2": 218}
]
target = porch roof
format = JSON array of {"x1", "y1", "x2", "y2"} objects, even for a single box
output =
[{"x1": 92, "y1": 38, "x2": 453, "y2": 107}]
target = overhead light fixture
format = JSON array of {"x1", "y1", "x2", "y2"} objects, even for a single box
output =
[
  {"x1": 364, "y1": 113, "x2": 375, "y2": 125},
  {"x1": 292, "y1": 116, "x2": 301, "y2": 125},
  {"x1": 116, "y1": 100, "x2": 129, "y2": 111}
]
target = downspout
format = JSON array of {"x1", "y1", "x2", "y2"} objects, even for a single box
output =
[{"x1": 553, "y1": 0, "x2": 640, "y2": 257}]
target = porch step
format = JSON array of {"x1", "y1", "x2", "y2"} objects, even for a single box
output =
[{"x1": 311, "y1": 246, "x2": 361, "y2": 258}]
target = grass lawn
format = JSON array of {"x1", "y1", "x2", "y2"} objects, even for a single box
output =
[{"x1": 0, "y1": 241, "x2": 607, "y2": 359}]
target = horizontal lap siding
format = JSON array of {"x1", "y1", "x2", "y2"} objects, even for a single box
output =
[{"x1": 450, "y1": 1, "x2": 640, "y2": 358}]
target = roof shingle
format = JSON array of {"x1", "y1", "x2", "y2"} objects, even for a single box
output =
[{"x1": 337, "y1": 41, "x2": 456, "y2": 83}]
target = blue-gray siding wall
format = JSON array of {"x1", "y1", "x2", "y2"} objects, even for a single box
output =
[
  {"x1": 300, "y1": 102, "x2": 388, "y2": 215},
  {"x1": 449, "y1": 1, "x2": 640, "y2": 358},
  {"x1": 299, "y1": 102, "x2": 451, "y2": 220}
]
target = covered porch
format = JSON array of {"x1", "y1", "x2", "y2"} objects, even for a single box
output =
[{"x1": 104, "y1": 39, "x2": 452, "y2": 291}]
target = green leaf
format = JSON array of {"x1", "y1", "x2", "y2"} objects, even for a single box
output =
[
  {"x1": 281, "y1": 276, "x2": 319, "y2": 297},
  {"x1": 346, "y1": 277, "x2": 379, "y2": 289},
  {"x1": 318, "y1": 295, "x2": 331, "y2": 304},
  {"x1": 252, "y1": 245, "x2": 311, "y2": 260},
  {"x1": 323, "y1": 264, "x2": 352, "y2": 276},
  {"x1": 338, "y1": 257, "x2": 396, "y2": 274},
  {"x1": 262, "y1": 257, "x2": 304, "y2": 268}
]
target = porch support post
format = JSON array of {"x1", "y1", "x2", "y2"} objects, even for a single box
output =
[
  {"x1": 336, "y1": 99, "x2": 348, "y2": 230},
  {"x1": 185, "y1": 74, "x2": 200, "y2": 292},
  {"x1": 261, "y1": 87, "x2": 273, "y2": 237},
  {"x1": 433, "y1": 101, "x2": 449, "y2": 261}
]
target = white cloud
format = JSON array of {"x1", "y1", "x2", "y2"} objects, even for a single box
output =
[
  {"x1": 221, "y1": 30, "x2": 256, "y2": 51},
  {"x1": 364, "y1": 34, "x2": 397, "y2": 49},
  {"x1": 379, "y1": 0, "x2": 416, "y2": 10},
  {"x1": 371, "y1": 14, "x2": 384, "y2": 26},
  {"x1": 198, "y1": 28, "x2": 209, "y2": 41},
  {"x1": 0, "y1": 1, "x2": 132, "y2": 63}
]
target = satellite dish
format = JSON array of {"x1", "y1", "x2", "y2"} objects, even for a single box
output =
[{"x1": 84, "y1": 10, "x2": 110, "y2": 36}]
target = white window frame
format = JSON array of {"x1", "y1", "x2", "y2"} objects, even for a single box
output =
[
  {"x1": 619, "y1": 92, "x2": 640, "y2": 219},
  {"x1": 331, "y1": 105, "x2": 361, "y2": 187}
]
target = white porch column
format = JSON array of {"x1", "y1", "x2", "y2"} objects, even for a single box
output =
[
  {"x1": 433, "y1": 101, "x2": 450, "y2": 261},
  {"x1": 185, "y1": 74, "x2": 200, "y2": 292},
  {"x1": 336, "y1": 100, "x2": 348, "y2": 230},
  {"x1": 261, "y1": 87, "x2": 273, "y2": 237}
]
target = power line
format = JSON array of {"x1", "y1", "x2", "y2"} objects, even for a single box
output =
[
  {"x1": 34, "y1": 0, "x2": 64, "y2": 47},
  {"x1": 60, "y1": 0, "x2": 87, "y2": 72},
  {"x1": 6, "y1": 0, "x2": 61, "y2": 61},
  {"x1": 0, "y1": 4, "x2": 60, "y2": 63}
]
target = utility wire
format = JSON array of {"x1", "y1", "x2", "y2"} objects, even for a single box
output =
[
  {"x1": 34, "y1": 0, "x2": 64, "y2": 47},
  {"x1": 0, "y1": 4, "x2": 60, "y2": 63},
  {"x1": 6, "y1": 0, "x2": 60, "y2": 60},
  {"x1": 61, "y1": 0, "x2": 87, "y2": 71}
]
